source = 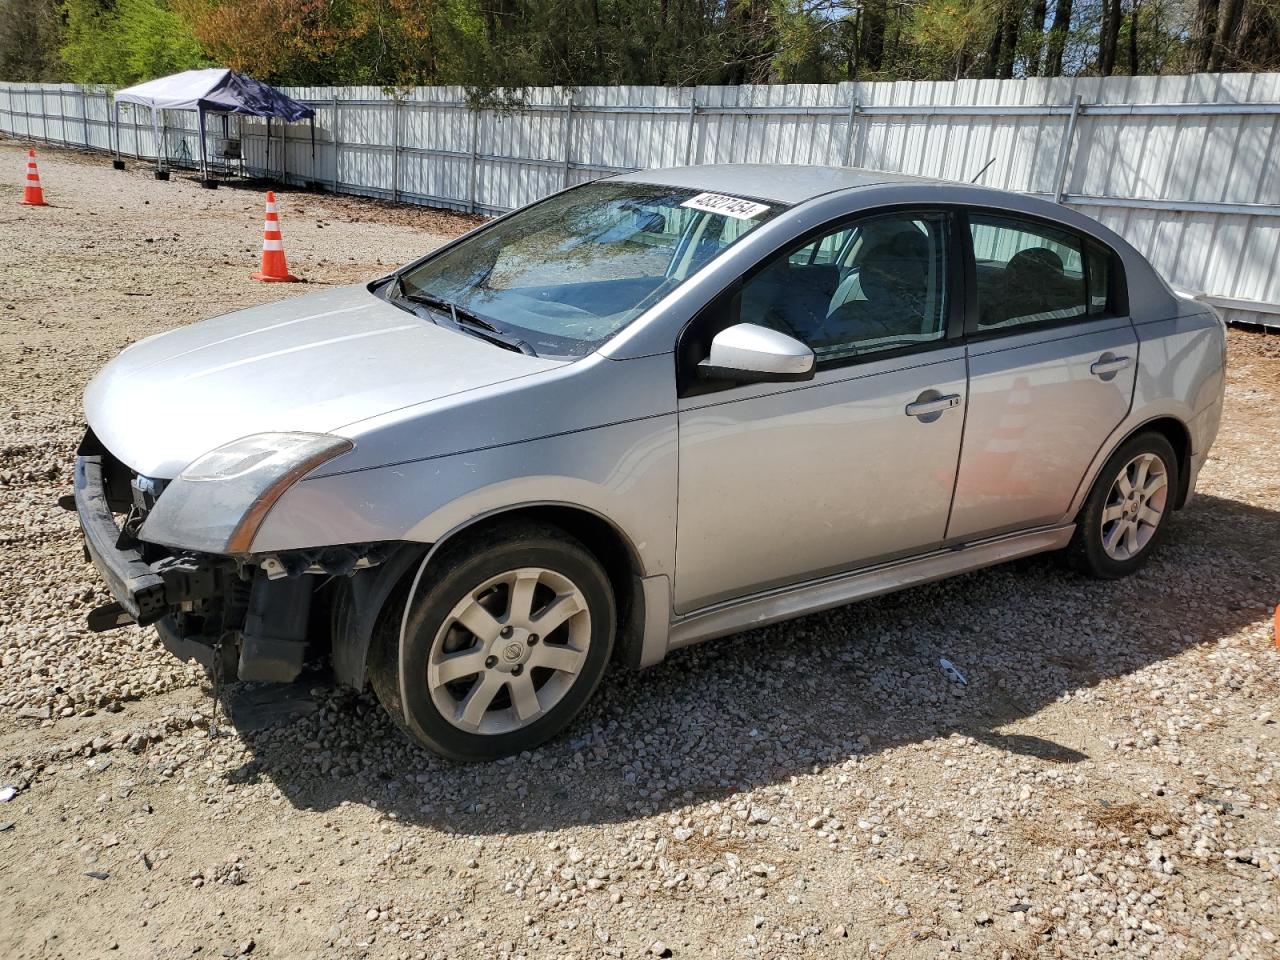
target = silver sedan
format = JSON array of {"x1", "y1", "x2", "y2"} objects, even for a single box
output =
[{"x1": 74, "y1": 164, "x2": 1226, "y2": 760}]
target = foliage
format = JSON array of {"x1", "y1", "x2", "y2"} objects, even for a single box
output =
[
  {"x1": 61, "y1": 0, "x2": 206, "y2": 85},
  {"x1": 905, "y1": 0, "x2": 995, "y2": 79},
  {"x1": 2, "y1": 0, "x2": 1277, "y2": 88},
  {"x1": 0, "y1": 0, "x2": 64, "y2": 82}
]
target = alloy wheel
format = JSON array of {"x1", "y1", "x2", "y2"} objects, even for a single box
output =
[
  {"x1": 426, "y1": 567, "x2": 591, "y2": 736},
  {"x1": 1100, "y1": 452, "x2": 1169, "y2": 562}
]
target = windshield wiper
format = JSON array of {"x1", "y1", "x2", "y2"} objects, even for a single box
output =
[
  {"x1": 392, "y1": 284, "x2": 538, "y2": 356},
  {"x1": 452, "y1": 314, "x2": 539, "y2": 357}
]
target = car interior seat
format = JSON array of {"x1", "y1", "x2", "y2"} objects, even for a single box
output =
[
  {"x1": 742, "y1": 259, "x2": 839, "y2": 342},
  {"x1": 999, "y1": 246, "x2": 1083, "y2": 325},
  {"x1": 823, "y1": 229, "x2": 932, "y2": 342}
]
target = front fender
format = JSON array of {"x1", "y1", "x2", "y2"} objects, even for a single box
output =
[{"x1": 248, "y1": 413, "x2": 679, "y2": 580}]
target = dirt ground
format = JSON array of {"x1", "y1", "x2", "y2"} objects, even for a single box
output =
[{"x1": 0, "y1": 140, "x2": 1277, "y2": 960}]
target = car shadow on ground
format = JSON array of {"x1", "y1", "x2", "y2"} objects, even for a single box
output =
[{"x1": 220, "y1": 491, "x2": 1278, "y2": 835}]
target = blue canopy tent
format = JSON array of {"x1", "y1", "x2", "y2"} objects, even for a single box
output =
[{"x1": 113, "y1": 68, "x2": 316, "y2": 187}]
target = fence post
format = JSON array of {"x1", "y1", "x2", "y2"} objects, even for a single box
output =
[
  {"x1": 562, "y1": 94, "x2": 574, "y2": 188},
  {"x1": 1053, "y1": 94, "x2": 1084, "y2": 203},
  {"x1": 684, "y1": 94, "x2": 698, "y2": 165},
  {"x1": 841, "y1": 95, "x2": 860, "y2": 166},
  {"x1": 468, "y1": 105, "x2": 479, "y2": 214},
  {"x1": 391, "y1": 96, "x2": 401, "y2": 203},
  {"x1": 331, "y1": 95, "x2": 341, "y2": 194}
]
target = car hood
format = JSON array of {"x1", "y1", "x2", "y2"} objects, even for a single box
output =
[{"x1": 85, "y1": 284, "x2": 560, "y2": 478}]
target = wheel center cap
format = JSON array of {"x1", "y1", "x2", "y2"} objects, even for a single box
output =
[{"x1": 492, "y1": 626, "x2": 531, "y2": 670}]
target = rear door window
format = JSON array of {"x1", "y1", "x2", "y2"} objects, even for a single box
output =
[{"x1": 969, "y1": 215, "x2": 1090, "y2": 331}]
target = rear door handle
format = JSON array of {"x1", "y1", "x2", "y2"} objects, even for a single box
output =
[
  {"x1": 904, "y1": 393, "x2": 962, "y2": 419},
  {"x1": 1090, "y1": 354, "x2": 1132, "y2": 377}
]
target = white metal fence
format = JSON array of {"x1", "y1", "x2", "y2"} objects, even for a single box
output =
[{"x1": 1, "y1": 74, "x2": 1278, "y2": 327}]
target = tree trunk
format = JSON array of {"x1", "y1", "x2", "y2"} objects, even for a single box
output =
[
  {"x1": 858, "y1": 0, "x2": 887, "y2": 73},
  {"x1": 998, "y1": 3, "x2": 1019, "y2": 80},
  {"x1": 850, "y1": 9, "x2": 861, "y2": 78},
  {"x1": 1045, "y1": 0, "x2": 1072, "y2": 76},
  {"x1": 1228, "y1": 0, "x2": 1262, "y2": 68},
  {"x1": 1099, "y1": 0, "x2": 1122, "y2": 75},
  {"x1": 1127, "y1": 0, "x2": 1141, "y2": 73},
  {"x1": 1208, "y1": 0, "x2": 1243, "y2": 71},
  {"x1": 982, "y1": 8, "x2": 1005, "y2": 79},
  {"x1": 1028, "y1": 0, "x2": 1048, "y2": 76},
  {"x1": 591, "y1": 0, "x2": 603, "y2": 74},
  {"x1": 1190, "y1": 0, "x2": 1219, "y2": 72}
]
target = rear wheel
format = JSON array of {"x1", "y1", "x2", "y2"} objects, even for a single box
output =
[
  {"x1": 1069, "y1": 431, "x2": 1178, "y2": 579},
  {"x1": 370, "y1": 522, "x2": 615, "y2": 761}
]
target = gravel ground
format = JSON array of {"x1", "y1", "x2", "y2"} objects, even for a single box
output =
[{"x1": 0, "y1": 140, "x2": 1277, "y2": 960}]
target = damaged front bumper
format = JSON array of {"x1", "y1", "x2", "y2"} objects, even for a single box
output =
[
  {"x1": 74, "y1": 454, "x2": 223, "y2": 628},
  {"x1": 72, "y1": 454, "x2": 309, "y2": 682}
]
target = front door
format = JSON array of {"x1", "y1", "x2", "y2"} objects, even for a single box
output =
[
  {"x1": 674, "y1": 211, "x2": 966, "y2": 613},
  {"x1": 947, "y1": 213, "x2": 1138, "y2": 541}
]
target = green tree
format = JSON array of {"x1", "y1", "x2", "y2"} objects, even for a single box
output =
[
  {"x1": 61, "y1": 0, "x2": 206, "y2": 84},
  {"x1": 906, "y1": 0, "x2": 991, "y2": 79},
  {"x1": 3, "y1": 0, "x2": 1278, "y2": 92}
]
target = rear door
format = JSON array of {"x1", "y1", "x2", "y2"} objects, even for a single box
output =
[{"x1": 947, "y1": 213, "x2": 1137, "y2": 542}]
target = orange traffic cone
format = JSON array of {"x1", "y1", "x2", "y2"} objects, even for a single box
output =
[
  {"x1": 252, "y1": 191, "x2": 299, "y2": 282},
  {"x1": 20, "y1": 149, "x2": 48, "y2": 206}
]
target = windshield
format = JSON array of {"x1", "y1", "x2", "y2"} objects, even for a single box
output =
[{"x1": 394, "y1": 181, "x2": 784, "y2": 358}]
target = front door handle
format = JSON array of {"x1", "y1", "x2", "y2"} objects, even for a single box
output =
[
  {"x1": 904, "y1": 392, "x2": 962, "y2": 420},
  {"x1": 1090, "y1": 354, "x2": 1132, "y2": 378}
]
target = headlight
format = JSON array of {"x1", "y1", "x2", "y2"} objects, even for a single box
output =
[{"x1": 140, "y1": 433, "x2": 353, "y2": 554}]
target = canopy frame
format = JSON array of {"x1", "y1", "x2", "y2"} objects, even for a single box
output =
[{"x1": 112, "y1": 68, "x2": 317, "y2": 187}]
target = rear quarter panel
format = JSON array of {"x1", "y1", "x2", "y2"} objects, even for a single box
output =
[
  {"x1": 1063, "y1": 303, "x2": 1225, "y2": 520},
  {"x1": 1130, "y1": 307, "x2": 1227, "y2": 455}
]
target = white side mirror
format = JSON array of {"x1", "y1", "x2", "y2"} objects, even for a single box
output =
[{"x1": 698, "y1": 323, "x2": 816, "y2": 383}]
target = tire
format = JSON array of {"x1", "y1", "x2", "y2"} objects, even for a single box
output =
[
  {"x1": 370, "y1": 522, "x2": 615, "y2": 761},
  {"x1": 1068, "y1": 431, "x2": 1179, "y2": 580}
]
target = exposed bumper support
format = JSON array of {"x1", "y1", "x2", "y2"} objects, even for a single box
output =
[
  {"x1": 74, "y1": 455, "x2": 171, "y2": 625},
  {"x1": 74, "y1": 454, "x2": 319, "y2": 685}
]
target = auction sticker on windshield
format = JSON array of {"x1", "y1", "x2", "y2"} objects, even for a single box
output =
[{"x1": 680, "y1": 192, "x2": 771, "y2": 220}]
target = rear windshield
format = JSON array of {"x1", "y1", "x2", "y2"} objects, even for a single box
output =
[{"x1": 396, "y1": 181, "x2": 784, "y2": 358}]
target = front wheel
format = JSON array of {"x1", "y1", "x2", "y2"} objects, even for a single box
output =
[
  {"x1": 370, "y1": 522, "x2": 615, "y2": 761},
  {"x1": 1068, "y1": 431, "x2": 1179, "y2": 579}
]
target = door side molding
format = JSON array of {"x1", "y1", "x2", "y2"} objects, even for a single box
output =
[{"x1": 666, "y1": 523, "x2": 1075, "y2": 650}]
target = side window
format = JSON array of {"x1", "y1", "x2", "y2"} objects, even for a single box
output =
[
  {"x1": 969, "y1": 215, "x2": 1090, "y2": 330},
  {"x1": 788, "y1": 228, "x2": 855, "y2": 266},
  {"x1": 739, "y1": 213, "x2": 949, "y2": 363}
]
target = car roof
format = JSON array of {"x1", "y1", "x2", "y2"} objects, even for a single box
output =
[{"x1": 611, "y1": 163, "x2": 942, "y2": 206}]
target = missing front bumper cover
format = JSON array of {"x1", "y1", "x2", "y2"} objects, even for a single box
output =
[
  {"x1": 74, "y1": 455, "x2": 178, "y2": 627},
  {"x1": 72, "y1": 452, "x2": 380, "y2": 685}
]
